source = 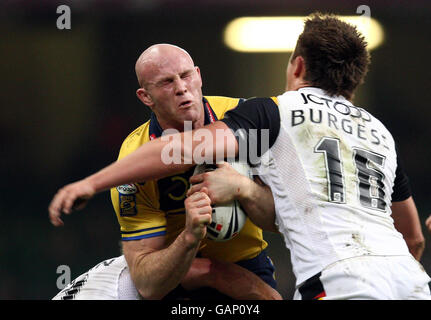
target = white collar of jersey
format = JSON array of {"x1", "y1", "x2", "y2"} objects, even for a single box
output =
[{"x1": 297, "y1": 87, "x2": 352, "y2": 105}]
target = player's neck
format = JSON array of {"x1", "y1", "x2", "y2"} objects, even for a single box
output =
[
  {"x1": 191, "y1": 115, "x2": 205, "y2": 130},
  {"x1": 285, "y1": 79, "x2": 310, "y2": 92}
]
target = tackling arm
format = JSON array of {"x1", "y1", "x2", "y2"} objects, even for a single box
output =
[
  {"x1": 188, "y1": 162, "x2": 278, "y2": 232},
  {"x1": 237, "y1": 176, "x2": 278, "y2": 233},
  {"x1": 49, "y1": 121, "x2": 236, "y2": 226},
  {"x1": 88, "y1": 121, "x2": 237, "y2": 193},
  {"x1": 391, "y1": 196, "x2": 425, "y2": 261}
]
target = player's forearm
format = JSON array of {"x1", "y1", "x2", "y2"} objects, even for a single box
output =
[
  {"x1": 129, "y1": 231, "x2": 201, "y2": 299},
  {"x1": 392, "y1": 197, "x2": 425, "y2": 261},
  {"x1": 237, "y1": 178, "x2": 278, "y2": 232},
  {"x1": 86, "y1": 122, "x2": 236, "y2": 194},
  {"x1": 86, "y1": 134, "x2": 193, "y2": 194},
  {"x1": 405, "y1": 238, "x2": 425, "y2": 261}
]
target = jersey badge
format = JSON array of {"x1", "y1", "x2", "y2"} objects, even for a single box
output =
[{"x1": 117, "y1": 184, "x2": 138, "y2": 216}]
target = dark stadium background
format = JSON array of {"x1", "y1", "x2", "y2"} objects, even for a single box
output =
[{"x1": 1, "y1": 0, "x2": 430, "y2": 299}]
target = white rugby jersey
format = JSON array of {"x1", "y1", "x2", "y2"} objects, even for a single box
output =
[
  {"x1": 52, "y1": 255, "x2": 141, "y2": 300},
  {"x1": 222, "y1": 87, "x2": 411, "y2": 287}
]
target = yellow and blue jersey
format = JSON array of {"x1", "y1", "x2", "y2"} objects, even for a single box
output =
[{"x1": 110, "y1": 96, "x2": 268, "y2": 263}]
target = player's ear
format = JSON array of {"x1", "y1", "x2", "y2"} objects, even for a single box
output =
[
  {"x1": 293, "y1": 56, "x2": 306, "y2": 79},
  {"x1": 195, "y1": 66, "x2": 203, "y2": 87},
  {"x1": 136, "y1": 88, "x2": 154, "y2": 110}
]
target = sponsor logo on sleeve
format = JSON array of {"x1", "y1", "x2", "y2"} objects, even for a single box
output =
[
  {"x1": 117, "y1": 184, "x2": 138, "y2": 216},
  {"x1": 116, "y1": 184, "x2": 138, "y2": 195}
]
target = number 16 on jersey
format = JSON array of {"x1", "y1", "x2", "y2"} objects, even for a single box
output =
[{"x1": 315, "y1": 137, "x2": 387, "y2": 211}]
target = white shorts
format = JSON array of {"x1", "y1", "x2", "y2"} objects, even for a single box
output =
[
  {"x1": 294, "y1": 255, "x2": 431, "y2": 300},
  {"x1": 52, "y1": 255, "x2": 141, "y2": 300}
]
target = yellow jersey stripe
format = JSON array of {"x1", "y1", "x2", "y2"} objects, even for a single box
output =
[{"x1": 121, "y1": 226, "x2": 167, "y2": 241}]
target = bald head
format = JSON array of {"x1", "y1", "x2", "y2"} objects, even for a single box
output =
[
  {"x1": 134, "y1": 43, "x2": 204, "y2": 130},
  {"x1": 135, "y1": 44, "x2": 195, "y2": 88}
]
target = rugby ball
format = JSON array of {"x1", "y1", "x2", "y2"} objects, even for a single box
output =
[{"x1": 192, "y1": 161, "x2": 251, "y2": 242}]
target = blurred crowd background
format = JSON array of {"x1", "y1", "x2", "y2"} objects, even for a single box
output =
[{"x1": 1, "y1": 0, "x2": 430, "y2": 299}]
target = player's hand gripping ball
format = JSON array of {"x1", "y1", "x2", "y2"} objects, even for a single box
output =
[{"x1": 192, "y1": 161, "x2": 251, "y2": 242}]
